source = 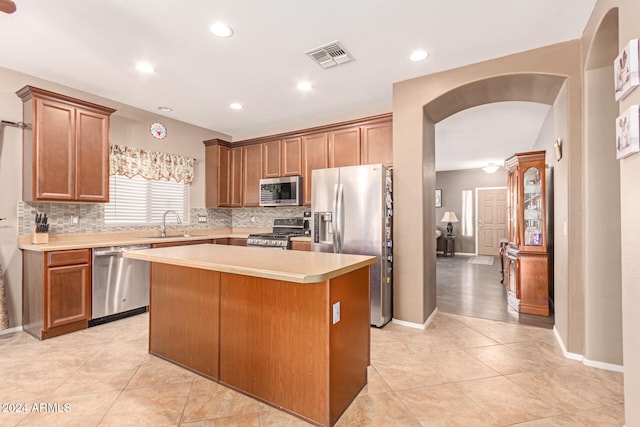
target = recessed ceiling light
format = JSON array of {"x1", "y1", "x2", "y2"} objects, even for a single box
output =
[
  {"x1": 158, "y1": 106, "x2": 172, "y2": 112},
  {"x1": 230, "y1": 103, "x2": 243, "y2": 110},
  {"x1": 210, "y1": 22, "x2": 233, "y2": 38},
  {"x1": 409, "y1": 50, "x2": 429, "y2": 62},
  {"x1": 136, "y1": 62, "x2": 156, "y2": 73},
  {"x1": 297, "y1": 81, "x2": 313, "y2": 92}
]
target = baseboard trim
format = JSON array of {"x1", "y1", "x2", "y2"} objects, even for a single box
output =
[
  {"x1": 437, "y1": 251, "x2": 475, "y2": 257},
  {"x1": 583, "y1": 358, "x2": 624, "y2": 373},
  {"x1": 0, "y1": 325, "x2": 23, "y2": 336},
  {"x1": 392, "y1": 307, "x2": 438, "y2": 330},
  {"x1": 553, "y1": 325, "x2": 583, "y2": 362},
  {"x1": 553, "y1": 325, "x2": 624, "y2": 372}
]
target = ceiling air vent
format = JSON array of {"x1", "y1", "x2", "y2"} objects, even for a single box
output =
[{"x1": 305, "y1": 41, "x2": 354, "y2": 69}]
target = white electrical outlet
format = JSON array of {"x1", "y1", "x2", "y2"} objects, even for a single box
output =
[
  {"x1": 332, "y1": 302, "x2": 341, "y2": 324},
  {"x1": 198, "y1": 215, "x2": 208, "y2": 223},
  {"x1": 70, "y1": 215, "x2": 79, "y2": 225}
]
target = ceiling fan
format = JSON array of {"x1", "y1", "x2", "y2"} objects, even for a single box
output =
[{"x1": 0, "y1": 0, "x2": 17, "y2": 14}]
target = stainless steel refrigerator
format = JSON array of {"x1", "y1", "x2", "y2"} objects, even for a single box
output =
[{"x1": 311, "y1": 164, "x2": 393, "y2": 327}]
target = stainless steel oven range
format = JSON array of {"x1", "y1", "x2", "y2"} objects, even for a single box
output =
[{"x1": 247, "y1": 217, "x2": 306, "y2": 249}]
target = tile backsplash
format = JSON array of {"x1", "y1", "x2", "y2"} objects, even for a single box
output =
[{"x1": 17, "y1": 202, "x2": 307, "y2": 235}]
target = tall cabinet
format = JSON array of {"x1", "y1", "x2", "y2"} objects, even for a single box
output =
[{"x1": 504, "y1": 150, "x2": 551, "y2": 316}]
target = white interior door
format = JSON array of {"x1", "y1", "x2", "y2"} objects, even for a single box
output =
[{"x1": 477, "y1": 188, "x2": 507, "y2": 256}]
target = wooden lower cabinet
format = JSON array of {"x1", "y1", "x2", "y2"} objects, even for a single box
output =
[
  {"x1": 517, "y1": 253, "x2": 549, "y2": 316},
  {"x1": 290, "y1": 240, "x2": 311, "y2": 251},
  {"x1": 227, "y1": 238, "x2": 247, "y2": 246},
  {"x1": 149, "y1": 263, "x2": 220, "y2": 378},
  {"x1": 150, "y1": 239, "x2": 213, "y2": 249},
  {"x1": 218, "y1": 269, "x2": 369, "y2": 426},
  {"x1": 211, "y1": 238, "x2": 247, "y2": 246},
  {"x1": 23, "y1": 248, "x2": 92, "y2": 339},
  {"x1": 147, "y1": 263, "x2": 370, "y2": 426}
]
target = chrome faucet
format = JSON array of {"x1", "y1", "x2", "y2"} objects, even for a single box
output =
[{"x1": 161, "y1": 210, "x2": 182, "y2": 237}]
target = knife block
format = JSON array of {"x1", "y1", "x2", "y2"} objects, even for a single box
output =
[{"x1": 31, "y1": 227, "x2": 49, "y2": 244}]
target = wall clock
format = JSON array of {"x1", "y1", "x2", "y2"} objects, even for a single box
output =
[{"x1": 150, "y1": 122, "x2": 167, "y2": 139}]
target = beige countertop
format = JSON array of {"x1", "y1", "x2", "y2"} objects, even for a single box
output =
[
  {"x1": 18, "y1": 227, "x2": 270, "y2": 252},
  {"x1": 123, "y1": 243, "x2": 376, "y2": 283}
]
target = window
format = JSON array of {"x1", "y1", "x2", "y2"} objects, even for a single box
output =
[{"x1": 104, "y1": 174, "x2": 189, "y2": 224}]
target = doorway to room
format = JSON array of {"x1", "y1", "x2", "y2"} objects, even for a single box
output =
[
  {"x1": 430, "y1": 78, "x2": 565, "y2": 328},
  {"x1": 476, "y1": 187, "x2": 507, "y2": 256}
]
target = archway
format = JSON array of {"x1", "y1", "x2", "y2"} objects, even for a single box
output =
[{"x1": 392, "y1": 42, "x2": 582, "y2": 347}]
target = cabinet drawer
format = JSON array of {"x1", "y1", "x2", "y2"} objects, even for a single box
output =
[
  {"x1": 47, "y1": 249, "x2": 91, "y2": 267},
  {"x1": 151, "y1": 240, "x2": 213, "y2": 249},
  {"x1": 227, "y1": 238, "x2": 247, "y2": 247},
  {"x1": 290, "y1": 240, "x2": 311, "y2": 251}
]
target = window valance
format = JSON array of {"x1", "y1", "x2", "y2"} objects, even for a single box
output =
[{"x1": 109, "y1": 144, "x2": 195, "y2": 184}]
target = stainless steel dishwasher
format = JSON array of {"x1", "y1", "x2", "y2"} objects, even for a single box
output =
[{"x1": 90, "y1": 244, "x2": 150, "y2": 326}]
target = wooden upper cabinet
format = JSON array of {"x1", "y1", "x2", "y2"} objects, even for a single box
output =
[
  {"x1": 218, "y1": 146, "x2": 243, "y2": 207},
  {"x1": 217, "y1": 146, "x2": 231, "y2": 206},
  {"x1": 243, "y1": 144, "x2": 263, "y2": 206},
  {"x1": 75, "y1": 109, "x2": 111, "y2": 202},
  {"x1": 204, "y1": 144, "x2": 219, "y2": 208},
  {"x1": 302, "y1": 132, "x2": 328, "y2": 206},
  {"x1": 230, "y1": 147, "x2": 243, "y2": 207},
  {"x1": 282, "y1": 137, "x2": 303, "y2": 176},
  {"x1": 17, "y1": 86, "x2": 115, "y2": 203},
  {"x1": 361, "y1": 120, "x2": 392, "y2": 166},
  {"x1": 329, "y1": 127, "x2": 361, "y2": 168},
  {"x1": 262, "y1": 140, "x2": 281, "y2": 178}
]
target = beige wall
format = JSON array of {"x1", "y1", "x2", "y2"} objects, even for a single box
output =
[
  {"x1": 584, "y1": 65, "x2": 622, "y2": 366},
  {"x1": 583, "y1": 0, "x2": 640, "y2": 423},
  {"x1": 393, "y1": 42, "x2": 582, "y2": 330},
  {"x1": 435, "y1": 168, "x2": 507, "y2": 255},
  {"x1": 0, "y1": 66, "x2": 229, "y2": 328},
  {"x1": 532, "y1": 82, "x2": 571, "y2": 349}
]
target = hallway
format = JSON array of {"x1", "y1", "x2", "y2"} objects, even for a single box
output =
[{"x1": 436, "y1": 255, "x2": 555, "y2": 329}]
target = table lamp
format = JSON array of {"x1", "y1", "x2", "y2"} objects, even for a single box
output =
[{"x1": 441, "y1": 211, "x2": 459, "y2": 236}]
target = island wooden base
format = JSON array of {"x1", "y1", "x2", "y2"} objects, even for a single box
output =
[{"x1": 148, "y1": 263, "x2": 370, "y2": 427}]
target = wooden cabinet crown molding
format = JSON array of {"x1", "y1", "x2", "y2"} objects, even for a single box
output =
[
  {"x1": 16, "y1": 86, "x2": 116, "y2": 115},
  {"x1": 203, "y1": 138, "x2": 232, "y2": 148},
  {"x1": 231, "y1": 113, "x2": 392, "y2": 147}
]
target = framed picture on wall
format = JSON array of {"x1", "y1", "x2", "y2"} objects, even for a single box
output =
[
  {"x1": 435, "y1": 189, "x2": 442, "y2": 207},
  {"x1": 616, "y1": 104, "x2": 639, "y2": 159},
  {"x1": 614, "y1": 38, "x2": 639, "y2": 101}
]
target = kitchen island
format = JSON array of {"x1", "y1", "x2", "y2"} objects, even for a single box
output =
[{"x1": 124, "y1": 244, "x2": 376, "y2": 427}]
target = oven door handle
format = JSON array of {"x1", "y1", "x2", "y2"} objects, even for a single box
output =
[{"x1": 94, "y1": 248, "x2": 125, "y2": 257}]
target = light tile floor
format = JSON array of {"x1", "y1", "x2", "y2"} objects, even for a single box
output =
[{"x1": 0, "y1": 312, "x2": 625, "y2": 426}]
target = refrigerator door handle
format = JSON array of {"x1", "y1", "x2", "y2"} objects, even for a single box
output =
[
  {"x1": 335, "y1": 183, "x2": 344, "y2": 253},
  {"x1": 332, "y1": 183, "x2": 340, "y2": 253}
]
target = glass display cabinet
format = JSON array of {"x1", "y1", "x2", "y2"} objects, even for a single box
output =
[{"x1": 504, "y1": 150, "x2": 550, "y2": 316}]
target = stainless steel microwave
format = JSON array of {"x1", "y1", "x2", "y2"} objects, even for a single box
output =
[{"x1": 259, "y1": 176, "x2": 303, "y2": 206}]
